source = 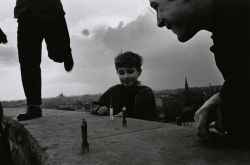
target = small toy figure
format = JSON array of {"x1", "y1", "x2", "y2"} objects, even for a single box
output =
[
  {"x1": 109, "y1": 106, "x2": 114, "y2": 121},
  {"x1": 122, "y1": 107, "x2": 127, "y2": 127},
  {"x1": 81, "y1": 119, "x2": 89, "y2": 153}
]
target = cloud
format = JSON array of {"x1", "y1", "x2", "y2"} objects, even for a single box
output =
[
  {"x1": 81, "y1": 29, "x2": 90, "y2": 37},
  {"x1": 0, "y1": 46, "x2": 18, "y2": 65},
  {"x1": 0, "y1": 0, "x2": 224, "y2": 100},
  {"x1": 56, "y1": 11, "x2": 223, "y2": 94}
]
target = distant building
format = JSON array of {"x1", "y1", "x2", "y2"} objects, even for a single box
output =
[{"x1": 58, "y1": 93, "x2": 65, "y2": 99}]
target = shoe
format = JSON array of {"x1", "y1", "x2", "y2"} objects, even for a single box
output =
[
  {"x1": 64, "y1": 54, "x2": 74, "y2": 72},
  {"x1": 17, "y1": 105, "x2": 42, "y2": 121}
]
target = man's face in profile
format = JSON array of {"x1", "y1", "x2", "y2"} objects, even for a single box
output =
[{"x1": 149, "y1": 0, "x2": 199, "y2": 42}]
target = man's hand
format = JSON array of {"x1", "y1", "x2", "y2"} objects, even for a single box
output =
[
  {"x1": 0, "y1": 28, "x2": 8, "y2": 44},
  {"x1": 96, "y1": 106, "x2": 108, "y2": 115},
  {"x1": 194, "y1": 93, "x2": 223, "y2": 143}
]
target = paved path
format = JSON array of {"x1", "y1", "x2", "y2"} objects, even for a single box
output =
[{"x1": 3, "y1": 108, "x2": 250, "y2": 165}]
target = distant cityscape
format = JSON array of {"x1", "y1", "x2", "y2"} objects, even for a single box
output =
[{"x1": 2, "y1": 82, "x2": 221, "y2": 123}]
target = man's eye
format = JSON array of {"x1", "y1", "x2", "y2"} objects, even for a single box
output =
[{"x1": 150, "y1": 2, "x2": 158, "y2": 10}]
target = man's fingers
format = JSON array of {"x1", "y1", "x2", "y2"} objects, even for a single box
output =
[
  {"x1": 194, "y1": 113, "x2": 200, "y2": 129},
  {"x1": 3, "y1": 38, "x2": 8, "y2": 44},
  {"x1": 194, "y1": 112, "x2": 200, "y2": 124},
  {"x1": 198, "y1": 128, "x2": 212, "y2": 140},
  {"x1": 197, "y1": 117, "x2": 213, "y2": 143},
  {"x1": 215, "y1": 107, "x2": 225, "y2": 132},
  {"x1": 0, "y1": 36, "x2": 7, "y2": 44},
  {"x1": 195, "y1": 111, "x2": 213, "y2": 143}
]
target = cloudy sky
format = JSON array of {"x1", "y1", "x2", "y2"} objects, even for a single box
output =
[{"x1": 0, "y1": 0, "x2": 223, "y2": 101}]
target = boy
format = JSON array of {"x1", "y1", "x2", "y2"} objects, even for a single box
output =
[
  {"x1": 149, "y1": 0, "x2": 250, "y2": 145},
  {"x1": 91, "y1": 51, "x2": 157, "y2": 121}
]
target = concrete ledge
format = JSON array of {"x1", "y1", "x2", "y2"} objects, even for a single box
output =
[
  {"x1": 3, "y1": 108, "x2": 250, "y2": 165},
  {"x1": 3, "y1": 113, "x2": 51, "y2": 165},
  {"x1": 3, "y1": 108, "x2": 167, "y2": 165}
]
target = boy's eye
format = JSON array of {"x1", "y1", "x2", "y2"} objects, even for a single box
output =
[
  {"x1": 118, "y1": 71, "x2": 124, "y2": 75},
  {"x1": 127, "y1": 70, "x2": 135, "y2": 74}
]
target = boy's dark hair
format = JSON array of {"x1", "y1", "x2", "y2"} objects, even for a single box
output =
[{"x1": 114, "y1": 51, "x2": 143, "y2": 72}]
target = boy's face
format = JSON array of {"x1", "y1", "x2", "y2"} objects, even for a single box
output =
[
  {"x1": 116, "y1": 67, "x2": 141, "y2": 87},
  {"x1": 149, "y1": 0, "x2": 199, "y2": 42}
]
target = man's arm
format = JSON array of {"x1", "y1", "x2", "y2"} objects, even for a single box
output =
[
  {"x1": 0, "y1": 102, "x2": 3, "y2": 134},
  {"x1": 194, "y1": 93, "x2": 223, "y2": 143},
  {"x1": 0, "y1": 28, "x2": 8, "y2": 44}
]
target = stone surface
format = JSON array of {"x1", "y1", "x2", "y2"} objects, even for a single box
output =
[{"x1": 3, "y1": 108, "x2": 250, "y2": 165}]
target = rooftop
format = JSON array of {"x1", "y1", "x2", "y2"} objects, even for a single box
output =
[{"x1": 3, "y1": 108, "x2": 250, "y2": 165}]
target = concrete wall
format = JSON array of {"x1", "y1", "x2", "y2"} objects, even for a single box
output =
[{"x1": 2, "y1": 117, "x2": 50, "y2": 165}]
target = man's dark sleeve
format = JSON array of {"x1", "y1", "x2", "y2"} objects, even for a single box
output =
[{"x1": 0, "y1": 102, "x2": 3, "y2": 133}]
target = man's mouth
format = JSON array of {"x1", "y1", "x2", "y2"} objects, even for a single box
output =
[
  {"x1": 166, "y1": 23, "x2": 172, "y2": 30},
  {"x1": 166, "y1": 23, "x2": 176, "y2": 34}
]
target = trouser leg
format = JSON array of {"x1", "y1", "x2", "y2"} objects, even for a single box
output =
[
  {"x1": 44, "y1": 15, "x2": 72, "y2": 63},
  {"x1": 17, "y1": 11, "x2": 43, "y2": 105}
]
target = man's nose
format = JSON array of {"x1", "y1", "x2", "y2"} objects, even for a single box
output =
[{"x1": 157, "y1": 14, "x2": 164, "y2": 27}]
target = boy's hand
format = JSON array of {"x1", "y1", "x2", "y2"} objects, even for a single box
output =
[
  {"x1": 0, "y1": 28, "x2": 8, "y2": 44},
  {"x1": 97, "y1": 106, "x2": 108, "y2": 115},
  {"x1": 114, "y1": 112, "x2": 123, "y2": 117}
]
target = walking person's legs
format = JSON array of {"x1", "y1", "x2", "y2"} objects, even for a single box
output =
[{"x1": 17, "y1": 10, "x2": 43, "y2": 120}]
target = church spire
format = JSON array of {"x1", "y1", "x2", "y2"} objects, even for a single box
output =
[{"x1": 185, "y1": 77, "x2": 190, "y2": 94}]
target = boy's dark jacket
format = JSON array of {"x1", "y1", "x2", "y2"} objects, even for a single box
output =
[{"x1": 96, "y1": 84, "x2": 157, "y2": 121}]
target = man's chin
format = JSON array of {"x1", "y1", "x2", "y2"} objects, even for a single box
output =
[
  {"x1": 176, "y1": 31, "x2": 198, "y2": 42},
  {"x1": 177, "y1": 35, "x2": 191, "y2": 42}
]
